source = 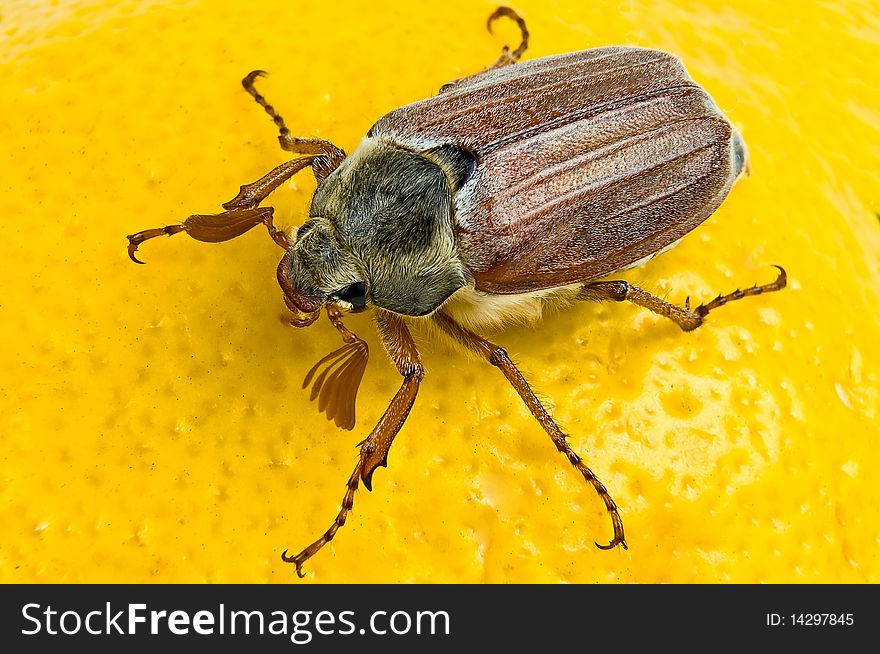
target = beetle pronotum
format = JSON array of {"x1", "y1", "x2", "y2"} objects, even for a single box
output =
[{"x1": 127, "y1": 7, "x2": 786, "y2": 576}]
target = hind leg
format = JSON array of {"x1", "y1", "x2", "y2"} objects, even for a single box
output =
[
  {"x1": 126, "y1": 156, "x2": 319, "y2": 263},
  {"x1": 439, "y1": 7, "x2": 530, "y2": 92},
  {"x1": 485, "y1": 6, "x2": 529, "y2": 69},
  {"x1": 578, "y1": 266, "x2": 787, "y2": 332}
]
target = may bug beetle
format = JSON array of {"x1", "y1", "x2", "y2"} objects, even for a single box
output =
[{"x1": 127, "y1": 6, "x2": 786, "y2": 576}]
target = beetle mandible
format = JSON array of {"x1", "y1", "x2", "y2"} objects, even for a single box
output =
[{"x1": 127, "y1": 6, "x2": 786, "y2": 576}]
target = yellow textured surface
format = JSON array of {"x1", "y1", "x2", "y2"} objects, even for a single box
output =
[{"x1": 1, "y1": 0, "x2": 878, "y2": 584}]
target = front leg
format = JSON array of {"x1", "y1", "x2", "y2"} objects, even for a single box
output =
[
  {"x1": 282, "y1": 311, "x2": 423, "y2": 576},
  {"x1": 126, "y1": 157, "x2": 318, "y2": 263}
]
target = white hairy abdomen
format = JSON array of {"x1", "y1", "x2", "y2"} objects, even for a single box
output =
[
  {"x1": 439, "y1": 235, "x2": 686, "y2": 330},
  {"x1": 440, "y1": 284, "x2": 580, "y2": 330}
]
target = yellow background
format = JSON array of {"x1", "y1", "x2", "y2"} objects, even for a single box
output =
[{"x1": 1, "y1": 0, "x2": 877, "y2": 583}]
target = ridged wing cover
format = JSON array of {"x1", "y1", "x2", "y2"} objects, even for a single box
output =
[{"x1": 369, "y1": 47, "x2": 743, "y2": 293}]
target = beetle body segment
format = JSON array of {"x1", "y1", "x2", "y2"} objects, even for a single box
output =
[
  {"x1": 369, "y1": 46, "x2": 747, "y2": 296},
  {"x1": 294, "y1": 45, "x2": 747, "y2": 319},
  {"x1": 295, "y1": 140, "x2": 470, "y2": 316}
]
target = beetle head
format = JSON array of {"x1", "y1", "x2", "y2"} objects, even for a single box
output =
[
  {"x1": 276, "y1": 218, "x2": 369, "y2": 323},
  {"x1": 278, "y1": 140, "x2": 469, "y2": 318}
]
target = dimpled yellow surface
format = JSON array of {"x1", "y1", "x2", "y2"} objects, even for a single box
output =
[{"x1": 1, "y1": 0, "x2": 878, "y2": 584}]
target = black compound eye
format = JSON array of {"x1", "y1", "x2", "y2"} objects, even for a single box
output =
[{"x1": 335, "y1": 282, "x2": 367, "y2": 311}]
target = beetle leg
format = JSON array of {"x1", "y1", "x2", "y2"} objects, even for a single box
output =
[
  {"x1": 439, "y1": 8, "x2": 530, "y2": 93},
  {"x1": 222, "y1": 156, "x2": 316, "y2": 211},
  {"x1": 127, "y1": 155, "x2": 324, "y2": 263},
  {"x1": 241, "y1": 70, "x2": 346, "y2": 182},
  {"x1": 282, "y1": 311, "x2": 423, "y2": 576},
  {"x1": 432, "y1": 310, "x2": 628, "y2": 552},
  {"x1": 486, "y1": 7, "x2": 529, "y2": 69},
  {"x1": 127, "y1": 207, "x2": 288, "y2": 264},
  {"x1": 579, "y1": 266, "x2": 787, "y2": 332}
]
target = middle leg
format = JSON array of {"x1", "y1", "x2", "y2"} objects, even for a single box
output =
[
  {"x1": 432, "y1": 310, "x2": 627, "y2": 551},
  {"x1": 241, "y1": 70, "x2": 346, "y2": 181}
]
